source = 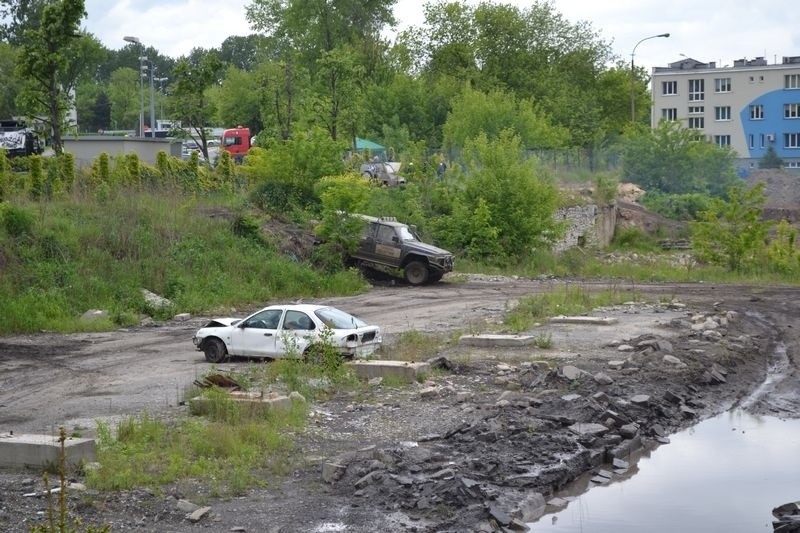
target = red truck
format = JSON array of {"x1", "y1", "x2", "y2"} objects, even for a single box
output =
[{"x1": 220, "y1": 126, "x2": 251, "y2": 163}]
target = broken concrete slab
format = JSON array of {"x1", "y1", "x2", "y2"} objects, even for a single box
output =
[
  {"x1": 549, "y1": 316, "x2": 619, "y2": 325},
  {"x1": 568, "y1": 423, "x2": 609, "y2": 438},
  {"x1": 458, "y1": 334, "x2": 537, "y2": 347},
  {"x1": 0, "y1": 433, "x2": 96, "y2": 469},
  {"x1": 189, "y1": 391, "x2": 294, "y2": 416},
  {"x1": 347, "y1": 360, "x2": 430, "y2": 382}
]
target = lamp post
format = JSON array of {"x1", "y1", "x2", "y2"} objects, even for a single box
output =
[
  {"x1": 630, "y1": 33, "x2": 670, "y2": 123},
  {"x1": 123, "y1": 35, "x2": 145, "y2": 137},
  {"x1": 148, "y1": 64, "x2": 156, "y2": 137}
]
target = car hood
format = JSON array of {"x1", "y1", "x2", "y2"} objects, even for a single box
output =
[
  {"x1": 201, "y1": 318, "x2": 240, "y2": 328},
  {"x1": 405, "y1": 240, "x2": 453, "y2": 257}
]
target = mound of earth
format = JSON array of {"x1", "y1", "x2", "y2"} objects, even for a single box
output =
[{"x1": 744, "y1": 169, "x2": 800, "y2": 222}]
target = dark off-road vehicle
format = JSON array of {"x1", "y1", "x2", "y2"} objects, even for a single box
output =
[{"x1": 349, "y1": 215, "x2": 454, "y2": 285}]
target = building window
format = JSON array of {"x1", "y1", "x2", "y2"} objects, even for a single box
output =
[
  {"x1": 688, "y1": 117, "x2": 704, "y2": 129},
  {"x1": 786, "y1": 133, "x2": 800, "y2": 148},
  {"x1": 714, "y1": 78, "x2": 731, "y2": 93},
  {"x1": 662, "y1": 81, "x2": 678, "y2": 95},
  {"x1": 688, "y1": 106, "x2": 704, "y2": 114},
  {"x1": 661, "y1": 108, "x2": 677, "y2": 121},
  {"x1": 749, "y1": 134, "x2": 754, "y2": 149},
  {"x1": 760, "y1": 134, "x2": 765, "y2": 148},
  {"x1": 750, "y1": 105, "x2": 764, "y2": 120},
  {"x1": 715, "y1": 106, "x2": 731, "y2": 121},
  {"x1": 786, "y1": 74, "x2": 800, "y2": 89},
  {"x1": 785, "y1": 104, "x2": 800, "y2": 119},
  {"x1": 688, "y1": 79, "x2": 704, "y2": 101},
  {"x1": 714, "y1": 135, "x2": 731, "y2": 147}
]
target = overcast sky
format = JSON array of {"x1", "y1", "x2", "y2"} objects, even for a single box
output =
[{"x1": 84, "y1": 0, "x2": 800, "y2": 71}]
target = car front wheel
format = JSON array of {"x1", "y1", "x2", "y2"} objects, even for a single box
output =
[
  {"x1": 202, "y1": 338, "x2": 228, "y2": 363},
  {"x1": 404, "y1": 261, "x2": 429, "y2": 285}
]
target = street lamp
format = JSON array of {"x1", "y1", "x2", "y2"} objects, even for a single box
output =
[
  {"x1": 630, "y1": 33, "x2": 670, "y2": 123},
  {"x1": 123, "y1": 35, "x2": 145, "y2": 137},
  {"x1": 148, "y1": 64, "x2": 156, "y2": 137}
]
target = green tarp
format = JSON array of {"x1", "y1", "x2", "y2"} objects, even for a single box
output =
[{"x1": 355, "y1": 137, "x2": 385, "y2": 153}]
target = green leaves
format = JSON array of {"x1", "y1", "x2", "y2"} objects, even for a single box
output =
[
  {"x1": 690, "y1": 183, "x2": 771, "y2": 272},
  {"x1": 434, "y1": 131, "x2": 562, "y2": 263}
]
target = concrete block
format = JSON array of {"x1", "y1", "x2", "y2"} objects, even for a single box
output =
[
  {"x1": 549, "y1": 316, "x2": 618, "y2": 325},
  {"x1": 346, "y1": 360, "x2": 429, "y2": 381},
  {"x1": 0, "y1": 433, "x2": 96, "y2": 469},
  {"x1": 458, "y1": 334, "x2": 537, "y2": 347},
  {"x1": 189, "y1": 391, "x2": 292, "y2": 416}
]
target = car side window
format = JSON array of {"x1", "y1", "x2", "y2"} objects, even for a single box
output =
[
  {"x1": 283, "y1": 311, "x2": 315, "y2": 331},
  {"x1": 244, "y1": 309, "x2": 281, "y2": 329},
  {"x1": 376, "y1": 224, "x2": 396, "y2": 243}
]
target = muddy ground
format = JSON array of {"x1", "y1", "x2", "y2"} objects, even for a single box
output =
[{"x1": 1, "y1": 276, "x2": 799, "y2": 532}]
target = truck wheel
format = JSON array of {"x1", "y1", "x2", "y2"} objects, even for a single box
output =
[
  {"x1": 202, "y1": 338, "x2": 228, "y2": 363},
  {"x1": 404, "y1": 261, "x2": 429, "y2": 285}
]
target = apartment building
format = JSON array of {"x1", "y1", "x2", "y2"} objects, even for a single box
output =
[{"x1": 651, "y1": 55, "x2": 800, "y2": 173}]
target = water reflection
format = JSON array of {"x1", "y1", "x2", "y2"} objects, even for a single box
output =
[{"x1": 531, "y1": 411, "x2": 800, "y2": 532}]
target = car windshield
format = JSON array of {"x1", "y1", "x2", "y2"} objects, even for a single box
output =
[
  {"x1": 397, "y1": 226, "x2": 417, "y2": 241},
  {"x1": 314, "y1": 307, "x2": 367, "y2": 329}
]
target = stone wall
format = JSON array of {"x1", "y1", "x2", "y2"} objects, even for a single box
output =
[{"x1": 553, "y1": 203, "x2": 617, "y2": 253}]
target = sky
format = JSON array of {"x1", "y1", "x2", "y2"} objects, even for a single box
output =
[{"x1": 83, "y1": 0, "x2": 800, "y2": 72}]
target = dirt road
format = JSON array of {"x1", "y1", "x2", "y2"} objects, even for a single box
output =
[{"x1": 1, "y1": 277, "x2": 799, "y2": 532}]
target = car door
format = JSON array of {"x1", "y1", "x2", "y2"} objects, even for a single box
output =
[
  {"x1": 227, "y1": 309, "x2": 282, "y2": 357},
  {"x1": 276, "y1": 310, "x2": 317, "y2": 357},
  {"x1": 373, "y1": 223, "x2": 403, "y2": 267},
  {"x1": 357, "y1": 222, "x2": 379, "y2": 260}
]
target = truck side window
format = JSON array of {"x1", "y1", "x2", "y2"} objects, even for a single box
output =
[{"x1": 376, "y1": 225, "x2": 395, "y2": 242}]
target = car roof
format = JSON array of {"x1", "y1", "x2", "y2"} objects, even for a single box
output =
[
  {"x1": 356, "y1": 214, "x2": 407, "y2": 228},
  {"x1": 257, "y1": 304, "x2": 333, "y2": 314}
]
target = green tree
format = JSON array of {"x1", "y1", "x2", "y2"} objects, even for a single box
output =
[
  {"x1": 622, "y1": 120, "x2": 738, "y2": 196},
  {"x1": 0, "y1": 43, "x2": 21, "y2": 117},
  {"x1": 219, "y1": 34, "x2": 270, "y2": 71},
  {"x1": 214, "y1": 65, "x2": 262, "y2": 131},
  {"x1": 759, "y1": 145, "x2": 783, "y2": 169},
  {"x1": 307, "y1": 46, "x2": 365, "y2": 141},
  {"x1": 442, "y1": 86, "x2": 568, "y2": 150},
  {"x1": 246, "y1": 0, "x2": 395, "y2": 68},
  {"x1": 171, "y1": 50, "x2": 224, "y2": 158},
  {"x1": 256, "y1": 58, "x2": 307, "y2": 140},
  {"x1": 107, "y1": 67, "x2": 140, "y2": 130},
  {"x1": 242, "y1": 127, "x2": 348, "y2": 210},
  {"x1": 434, "y1": 130, "x2": 562, "y2": 263},
  {"x1": 15, "y1": 0, "x2": 87, "y2": 155},
  {"x1": 690, "y1": 183, "x2": 771, "y2": 272},
  {"x1": 0, "y1": 0, "x2": 48, "y2": 45}
]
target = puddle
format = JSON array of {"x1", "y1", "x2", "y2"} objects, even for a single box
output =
[{"x1": 530, "y1": 410, "x2": 800, "y2": 531}]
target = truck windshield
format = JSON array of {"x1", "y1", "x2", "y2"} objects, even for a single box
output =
[{"x1": 397, "y1": 226, "x2": 417, "y2": 241}]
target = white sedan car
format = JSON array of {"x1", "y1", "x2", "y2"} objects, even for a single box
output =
[{"x1": 193, "y1": 304, "x2": 381, "y2": 363}]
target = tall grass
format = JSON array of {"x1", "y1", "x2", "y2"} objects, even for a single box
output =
[
  {"x1": 0, "y1": 188, "x2": 366, "y2": 334},
  {"x1": 89, "y1": 397, "x2": 306, "y2": 497},
  {"x1": 504, "y1": 284, "x2": 635, "y2": 333}
]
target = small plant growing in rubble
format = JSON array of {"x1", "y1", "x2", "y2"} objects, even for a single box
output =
[{"x1": 31, "y1": 427, "x2": 110, "y2": 533}]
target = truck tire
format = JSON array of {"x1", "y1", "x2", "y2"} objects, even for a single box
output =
[{"x1": 404, "y1": 261, "x2": 429, "y2": 285}]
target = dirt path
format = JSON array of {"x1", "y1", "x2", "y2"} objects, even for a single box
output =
[{"x1": 1, "y1": 277, "x2": 799, "y2": 532}]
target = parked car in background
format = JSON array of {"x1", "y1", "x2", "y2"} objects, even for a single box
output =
[{"x1": 192, "y1": 304, "x2": 381, "y2": 363}]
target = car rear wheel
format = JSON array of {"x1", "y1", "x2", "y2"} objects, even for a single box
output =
[
  {"x1": 404, "y1": 261, "x2": 429, "y2": 285},
  {"x1": 202, "y1": 338, "x2": 228, "y2": 363}
]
